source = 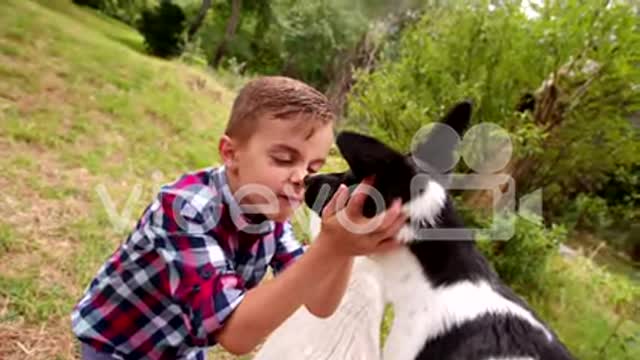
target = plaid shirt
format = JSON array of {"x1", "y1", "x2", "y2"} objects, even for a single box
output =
[{"x1": 71, "y1": 166, "x2": 305, "y2": 360}]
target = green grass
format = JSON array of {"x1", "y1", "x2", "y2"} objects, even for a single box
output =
[
  {"x1": 0, "y1": 0, "x2": 238, "y2": 358},
  {"x1": 528, "y1": 256, "x2": 640, "y2": 359},
  {"x1": 379, "y1": 252, "x2": 640, "y2": 359},
  {"x1": 0, "y1": 272, "x2": 74, "y2": 323},
  {"x1": 0, "y1": 222, "x2": 16, "y2": 255},
  {"x1": 567, "y1": 232, "x2": 640, "y2": 282}
]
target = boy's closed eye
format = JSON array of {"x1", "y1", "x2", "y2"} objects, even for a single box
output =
[
  {"x1": 271, "y1": 154, "x2": 294, "y2": 165},
  {"x1": 268, "y1": 144, "x2": 325, "y2": 173}
]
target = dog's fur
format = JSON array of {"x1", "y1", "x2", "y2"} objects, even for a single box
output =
[{"x1": 303, "y1": 101, "x2": 575, "y2": 360}]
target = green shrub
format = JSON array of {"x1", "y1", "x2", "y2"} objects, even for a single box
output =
[
  {"x1": 347, "y1": 0, "x2": 640, "y2": 216},
  {"x1": 562, "y1": 194, "x2": 614, "y2": 233},
  {"x1": 137, "y1": 2, "x2": 187, "y2": 58},
  {"x1": 276, "y1": 0, "x2": 367, "y2": 88},
  {"x1": 627, "y1": 224, "x2": 640, "y2": 263},
  {"x1": 477, "y1": 215, "x2": 567, "y2": 295},
  {"x1": 72, "y1": 0, "x2": 102, "y2": 9},
  {"x1": 193, "y1": 0, "x2": 368, "y2": 90},
  {"x1": 73, "y1": 0, "x2": 150, "y2": 26}
]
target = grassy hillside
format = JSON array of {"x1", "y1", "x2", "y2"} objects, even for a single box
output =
[
  {"x1": 0, "y1": 0, "x2": 244, "y2": 358},
  {"x1": 0, "y1": 1, "x2": 638, "y2": 360}
]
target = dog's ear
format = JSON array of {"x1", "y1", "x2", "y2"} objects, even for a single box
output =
[
  {"x1": 412, "y1": 100, "x2": 473, "y2": 173},
  {"x1": 441, "y1": 100, "x2": 473, "y2": 136},
  {"x1": 336, "y1": 131, "x2": 405, "y2": 178}
]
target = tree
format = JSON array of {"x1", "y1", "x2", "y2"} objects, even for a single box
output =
[
  {"x1": 137, "y1": 2, "x2": 187, "y2": 58},
  {"x1": 347, "y1": 0, "x2": 640, "y2": 220},
  {"x1": 325, "y1": 7, "x2": 425, "y2": 116},
  {"x1": 187, "y1": 0, "x2": 213, "y2": 41},
  {"x1": 210, "y1": 0, "x2": 243, "y2": 67},
  {"x1": 276, "y1": 0, "x2": 368, "y2": 89}
]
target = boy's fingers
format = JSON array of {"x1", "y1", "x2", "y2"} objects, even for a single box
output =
[
  {"x1": 382, "y1": 214, "x2": 408, "y2": 240},
  {"x1": 372, "y1": 199, "x2": 405, "y2": 234},
  {"x1": 373, "y1": 216, "x2": 406, "y2": 252},
  {"x1": 345, "y1": 176, "x2": 375, "y2": 218},
  {"x1": 322, "y1": 185, "x2": 347, "y2": 217},
  {"x1": 335, "y1": 185, "x2": 350, "y2": 211},
  {"x1": 374, "y1": 238, "x2": 402, "y2": 254}
]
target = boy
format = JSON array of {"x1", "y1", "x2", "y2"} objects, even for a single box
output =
[{"x1": 71, "y1": 76, "x2": 406, "y2": 359}]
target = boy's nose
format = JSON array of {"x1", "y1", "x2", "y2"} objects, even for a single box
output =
[{"x1": 289, "y1": 168, "x2": 306, "y2": 185}]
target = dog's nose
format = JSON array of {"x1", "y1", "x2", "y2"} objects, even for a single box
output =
[{"x1": 303, "y1": 176, "x2": 312, "y2": 188}]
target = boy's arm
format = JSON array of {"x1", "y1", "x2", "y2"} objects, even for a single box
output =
[
  {"x1": 304, "y1": 238, "x2": 397, "y2": 317},
  {"x1": 303, "y1": 255, "x2": 353, "y2": 318},
  {"x1": 217, "y1": 180, "x2": 405, "y2": 355},
  {"x1": 269, "y1": 221, "x2": 353, "y2": 318},
  {"x1": 215, "y1": 233, "x2": 345, "y2": 355},
  {"x1": 302, "y1": 182, "x2": 402, "y2": 318}
]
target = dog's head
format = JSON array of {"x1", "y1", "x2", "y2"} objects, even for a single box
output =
[{"x1": 304, "y1": 101, "x2": 472, "y2": 239}]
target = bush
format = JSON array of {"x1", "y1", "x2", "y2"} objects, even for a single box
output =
[
  {"x1": 626, "y1": 225, "x2": 640, "y2": 263},
  {"x1": 73, "y1": 0, "x2": 149, "y2": 26},
  {"x1": 137, "y1": 2, "x2": 187, "y2": 58},
  {"x1": 347, "y1": 0, "x2": 640, "y2": 218},
  {"x1": 277, "y1": 0, "x2": 367, "y2": 88},
  {"x1": 476, "y1": 214, "x2": 567, "y2": 295},
  {"x1": 562, "y1": 194, "x2": 614, "y2": 233},
  {"x1": 192, "y1": 0, "x2": 368, "y2": 90},
  {"x1": 72, "y1": 0, "x2": 102, "y2": 9}
]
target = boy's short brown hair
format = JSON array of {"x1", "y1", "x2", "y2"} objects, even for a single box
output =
[{"x1": 225, "y1": 76, "x2": 335, "y2": 142}]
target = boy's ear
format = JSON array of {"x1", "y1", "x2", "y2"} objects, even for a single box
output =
[
  {"x1": 336, "y1": 131, "x2": 405, "y2": 178},
  {"x1": 412, "y1": 100, "x2": 473, "y2": 173},
  {"x1": 218, "y1": 135, "x2": 237, "y2": 170}
]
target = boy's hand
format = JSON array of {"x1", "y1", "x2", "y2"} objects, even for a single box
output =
[
  {"x1": 316, "y1": 177, "x2": 407, "y2": 256},
  {"x1": 216, "y1": 178, "x2": 405, "y2": 353}
]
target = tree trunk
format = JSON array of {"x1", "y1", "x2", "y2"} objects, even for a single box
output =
[
  {"x1": 187, "y1": 0, "x2": 213, "y2": 41},
  {"x1": 325, "y1": 11, "x2": 422, "y2": 117},
  {"x1": 325, "y1": 31, "x2": 381, "y2": 117},
  {"x1": 211, "y1": 0, "x2": 242, "y2": 67},
  {"x1": 628, "y1": 224, "x2": 640, "y2": 263}
]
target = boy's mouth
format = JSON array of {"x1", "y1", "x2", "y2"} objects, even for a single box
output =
[{"x1": 278, "y1": 194, "x2": 303, "y2": 206}]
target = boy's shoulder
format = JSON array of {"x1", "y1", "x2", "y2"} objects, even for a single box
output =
[
  {"x1": 151, "y1": 166, "x2": 285, "y2": 237},
  {"x1": 157, "y1": 166, "x2": 227, "y2": 208},
  {"x1": 161, "y1": 166, "x2": 220, "y2": 192}
]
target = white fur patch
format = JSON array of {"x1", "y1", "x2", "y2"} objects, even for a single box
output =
[
  {"x1": 373, "y1": 248, "x2": 552, "y2": 360},
  {"x1": 397, "y1": 180, "x2": 447, "y2": 243},
  {"x1": 403, "y1": 180, "x2": 447, "y2": 224},
  {"x1": 396, "y1": 225, "x2": 416, "y2": 244}
]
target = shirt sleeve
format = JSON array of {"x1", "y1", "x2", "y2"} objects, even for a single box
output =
[
  {"x1": 269, "y1": 221, "x2": 306, "y2": 275},
  {"x1": 155, "y1": 190, "x2": 246, "y2": 347}
]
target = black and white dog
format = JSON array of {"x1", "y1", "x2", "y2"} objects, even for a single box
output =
[{"x1": 303, "y1": 101, "x2": 575, "y2": 360}]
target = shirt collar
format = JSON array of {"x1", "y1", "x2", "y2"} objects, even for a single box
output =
[{"x1": 214, "y1": 166, "x2": 276, "y2": 235}]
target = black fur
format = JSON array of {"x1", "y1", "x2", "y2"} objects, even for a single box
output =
[
  {"x1": 303, "y1": 101, "x2": 575, "y2": 360},
  {"x1": 416, "y1": 314, "x2": 571, "y2": 360}
]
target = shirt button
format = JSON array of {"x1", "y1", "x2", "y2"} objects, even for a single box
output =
[{"x1": 200, "y1": 267, "x2": 213, "y2": 279}]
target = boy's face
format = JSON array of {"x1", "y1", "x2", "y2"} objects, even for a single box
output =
[{"x1": 220, "y1": 115, "x2": 334, "y2": 222}]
